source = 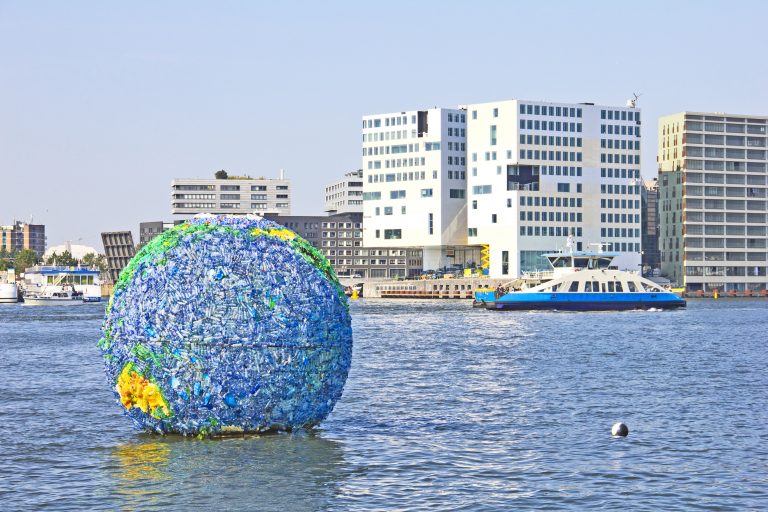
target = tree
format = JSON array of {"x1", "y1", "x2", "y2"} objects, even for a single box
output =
[
  {"x1": 14, "y1": 249, "x2": 39, "y2": 272},
  {"x1": 45, "y1": 250, "x2": 77, "y2": 266},
  {"x1": 0, "y1": 247, "x2": 10, "y2": 271},
  {"x1": 215, "y1": 169, "x2": 228, "y2": 179},
  {"x1": 81, "y1": 252, "x2": 107, "y2": 272}
]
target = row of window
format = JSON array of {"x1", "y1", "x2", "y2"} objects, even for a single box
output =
[
  {"x1": 600, "y1": 228, "x2": 641, "y2": 239},
  {"x1": 446, "y1": 127, "x2": 466, "y2": 137},
  {"x1": 684, "y1": 252, "x2": 767, "y2": 262},
  {"x1": 601, "y1": 184, "x2": 641, "y2": 195},
  {"x1": 601, "y1": 213, "x2": 641, "y2": 224},
  {"x1": 521, "y1": 104, "x2": 584, "y2": 118},
  {"x1": 685, "y1": 160, "x2": 768, "y2": 172},
  {"x1": 218, "y1": 185, "x2": 288, "y2": 191},
  {"x1": 447, "y1": 113, "x2": 466, "y2": 123},
  {"x1": 684, "y1": 186, "x2": 767, "y2": 198},
  {"x1": 600, "y1": 199, "x2": 641, "y2": 209},
  {"x1": 320, "y1": 231, "x2": 362, "y2": 238},
  {"x1": 601, "y1": 138, "x2": 641, "y2": 150},
  {"x1": 686, "y1": 121, "x2": 767, "y2": 134},
  {"x1": 362, "y1": 129, "x2": 412, "y2": 142},
  {"x1": 600, "y1": 124, "x2": 641, "y2": 136},
  {"x1": 520, "y1": 119, "x2": 583, "y2": 132},
  {"x1": 684, "y1": 212, "x2": 766, "y2": 223},
  {"x1": 520, "y1": 135, "x2": 583, "y2": 147},
  {"x1": 600, "y1": 109, "x2": 640, "y2": 122},
  {"x1": 366, "y1": 157, "x2": 427, "y2": 169},
  {"x1": 684, "y1": 266, "x2": 767, "y2": 277},
  {"x1": 521, "y1": 149, "x2": 583, "y2": 162},
  {"x1": 520, "y1": 211, "x2": 585, "y2": 223},
  {"x1": 601, "y1": 153, "x2": 641, "y2": 164},
  {"x1": 685, "y1": 238, "x2": 767, "y2": 249},
  {"x1": 520, "y1": 196, "x2": 584, "y2": 208},
  {"x1": 684, "y1": 198, "x2": 767, "y2": 211},
  {"x1": 541, "y1": 165, "x2": 583, "y2": 177},
  {"x1": 600, "y1": 168, "x2": 641, "y2": 179},
  {"x1": 373, "y1": 229, "x2": 402, "y2": 239},
  {"x1": 321, "y1": 240, "x2": 360, "y2": 247},
  {"x1": 518, "y1": 226, "x2": 587, "y2": 238},
  {"x1": 363, "y1": 115, "x2": 410, "y2": 129},
  {"x1": 367, "y1": 170, "x2": 433, "y2": 183}
]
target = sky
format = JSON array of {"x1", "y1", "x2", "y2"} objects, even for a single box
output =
[{"x1": 1, "y1": 0, "x2": 767, "y2": 251}]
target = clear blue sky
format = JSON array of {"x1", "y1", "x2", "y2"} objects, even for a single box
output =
[{"x1": 1, "y1": 0, "x2": 767, "y2": 250}]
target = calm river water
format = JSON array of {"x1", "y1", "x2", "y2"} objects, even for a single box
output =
[{"x1": 1, "y1": 299, "x2": 767, "y2": 510}]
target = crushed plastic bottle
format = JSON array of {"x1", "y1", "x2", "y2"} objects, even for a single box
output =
[{"x1": 99, "y1": 214, "x2": 353, "y2": 436}]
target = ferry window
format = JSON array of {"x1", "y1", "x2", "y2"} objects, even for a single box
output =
[
  {"x1": 615, "y1": 282, "x2": 623, "y2": 292},
  {"x1": 574, "y1": 258, "x2": 588, "y2": 267},
  {"x1": 601, "y1": 282, "x2": 606, "y2": 292},
  {"x1": 569, "y1": 281, "x2": 579, "y2": 292},
  {"x1": 590, "y1": 281, "x2": 599, "y2": 292},
  {"x1": 607, "y1": 282, "x2": 615, "y2": 292},
  {"x1": 627, "y1": 282, "x2": 636, "y2": 292}
]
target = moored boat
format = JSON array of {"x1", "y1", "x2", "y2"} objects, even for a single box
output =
[{"x1": 474, "y1": 247, "x2": 685, "y2": 311}]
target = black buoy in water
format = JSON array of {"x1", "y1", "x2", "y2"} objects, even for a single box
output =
[{"x1": 611, "y1": 422, "x2": 629, "y2": 437}]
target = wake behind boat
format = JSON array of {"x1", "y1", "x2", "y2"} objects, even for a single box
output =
[{"x1": 474, "y1": 245, "x2": 685, "y2": 311}]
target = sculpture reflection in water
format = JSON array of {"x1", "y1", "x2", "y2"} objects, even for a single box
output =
[{"x1": 110, "y1": 433, "x2": 348, "y2": 510}]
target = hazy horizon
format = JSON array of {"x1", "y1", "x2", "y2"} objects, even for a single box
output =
[{"x1": 2, "y1": 0, "x2": 767, "y2": 251}]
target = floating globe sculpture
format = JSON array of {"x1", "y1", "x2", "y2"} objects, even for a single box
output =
[{"x1": 98, "y1": 214, "x2": 352, "y2": 435}]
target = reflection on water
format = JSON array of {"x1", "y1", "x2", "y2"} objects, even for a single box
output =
[{"x1": 110, "y1": 432, "x2": 348, "y2": 511}]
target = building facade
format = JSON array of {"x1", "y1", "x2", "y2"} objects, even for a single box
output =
[
  {"x1": 265, "y1": 212, "x2": 422, "y2": 278},
  {"x1": 138, "y1": 221, "x2": 181, "y2": 248},
  {"x1": 325, "y1": 169, "x2": 364, "y2": 214},
  {"x1": 171, "y1": 175, "x2": 291, "y2": 217},
  {"x1": 1, "y1": 221, "x2": 46, "y2": 257},
  {"x1": 641, "y1": 178, "x2": 660, "y2": 273},
  {"x1": 361, "y1": 108, "x2": 470, "y2": 270},
  {"x1": 101, "y1": 231, "x2": 136, "y2": 283},
  {"x1": 466, "y1": 99, "x2": 642, "y2": 277},
  {"x1": 658, "y1": 112, "x2": 768, "y2": 292}
]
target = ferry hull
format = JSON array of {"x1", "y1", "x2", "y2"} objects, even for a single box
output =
[{"x1": 485, "y1": 292, "x2": 686, "y2": 311}]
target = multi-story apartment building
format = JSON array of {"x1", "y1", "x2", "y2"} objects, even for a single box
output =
[
  {"x1": 325, "y1": 170, "x2": 364, "y2": 214},
  {"x1": 641, "y1": 179, "x2": 660, "y2": 272},
  {"x1": 361, "y1": 108, "x2": 471, "y2": 270},
  {"x1": 466, "y1": 99, "x2": 642, "y2": 277},
  {"x1": 658, "y1": 112, "x2": 768, "y2": 292},
  {"x1": 171, "y1": 173, "x2": 291, "y2": 217},
  {"x1": 264, "y1": 212, "x2": 422, "y2": 278},
  {"x1": 1, "y1": 221, "x2": 46, "y2": 257}
]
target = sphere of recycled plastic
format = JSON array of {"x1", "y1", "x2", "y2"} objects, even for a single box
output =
[{"x1": 99, "y1": 214, "x2": 352, "y2": 435}]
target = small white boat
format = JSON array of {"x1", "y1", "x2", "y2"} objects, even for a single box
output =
[{"x1": 24, "y1": 285, "x2": 84, "y2": 306}]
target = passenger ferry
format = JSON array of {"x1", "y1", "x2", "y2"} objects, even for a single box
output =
[
  {"x1": 474, "y1": 246, "x2": 686, "y2": 311},
  {"x1": 21, "y1": 265, "x2": 102, "y2": 304}
]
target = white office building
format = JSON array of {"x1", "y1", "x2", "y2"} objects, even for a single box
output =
[
  {"x1": 361, "y1": 108, "x2": 470, "y2": 270},
  {"x1": 325, "y1": 169, "x2": 364, "y2": 214},
  {"x1": 466, "y1": 99, "x2": 643, "y2": 277},
  {"x1": 171, "y1": 174, "x2": 291, "y2": 217}
]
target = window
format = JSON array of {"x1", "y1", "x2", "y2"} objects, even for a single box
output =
[
  {"x1": 384, "y1": 229, "x2": 402, "y2": 240},
  {"x1": 492, "y1": 214, "x2": 497, "y2": 223},
  {"x1": 501, "y1": 251, "x2": 509, "y2": 275},
  {"x1": 557, "y1": 183, "x2": 570, "y2": 193},
  {"x1": 468, "y1": 227, "x2": 477, "y2": 237},
  {"x1": 421, "y1": 188, "x2": 433, "y2": 197},
  {"x1": 490, "y1": 125, "x2": 497, "y2": 145},
  {"x1": 384, "y1": 207, "x2": 393, "y2": 215},
  {"x1": 493, "y1": 108, "x2": 499, "y2": 118},
  {"x1": 428, "y1": 213, "x2": 433, "y2": 235},
  {"x1": 449, "y1": 189, "x2": 465, "y2": 199}
]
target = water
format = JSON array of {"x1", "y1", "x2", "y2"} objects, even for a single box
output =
[{"x1": 1, "y1": 300, "x2": 767, "y2": 510}]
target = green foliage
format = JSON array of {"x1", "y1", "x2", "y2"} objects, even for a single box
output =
[
  {"x1": 214, "y1": 169, "x2": 228, "y2": 179},
  {"x1": 81, "y1": 252, "x2": 108, "y2": 271},
  {"x1": 45, "y1": 250, "x2": 78, "y2": 266},
  {"x1": 14, "y1": 249, "x2": 39, "y2": 272}
]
